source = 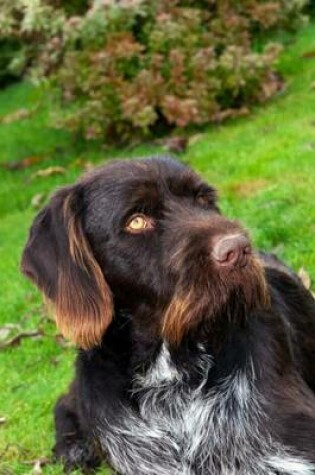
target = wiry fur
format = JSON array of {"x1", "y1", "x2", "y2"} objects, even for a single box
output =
[
  {"x1": 95, "y1": 343, "x2": 314, "y2": 475},
  {"x1": 21, "y1": 156, "x2": 315, "y2": 474}
]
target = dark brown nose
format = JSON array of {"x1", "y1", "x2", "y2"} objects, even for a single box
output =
[{"x1": 212, "y1": 234, "x2": 251, "y2": 267}]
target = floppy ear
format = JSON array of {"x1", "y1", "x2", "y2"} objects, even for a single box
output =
[{"x1": 21, "y1": 185, "x2": 113, "y2": 350}]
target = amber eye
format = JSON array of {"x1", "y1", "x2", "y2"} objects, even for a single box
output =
[
  {"x1": 196, "y1": 195, "x2": 209, "y2": 206},
  {"x1": 196, "y1": 194, "x2": 213, "y2": 207},
  {"x1": 125, "y1": 214, "x2": 154, "y2": 233}
]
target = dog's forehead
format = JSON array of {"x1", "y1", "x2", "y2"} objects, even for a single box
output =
[{"x1": 83, "y1": 157, "x2": 206, "y2": 202}]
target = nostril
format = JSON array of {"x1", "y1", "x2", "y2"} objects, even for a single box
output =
[
  {"x1": 225, "y1": 250, "x2": 237, "y2": 264},
  {"x1": 212, "y1": 234, "x2": 251, "y2": 267}
]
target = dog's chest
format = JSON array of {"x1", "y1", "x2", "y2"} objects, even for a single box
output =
[{"x1": 130, "y1": 344, "x2": 314, "y2": 475}]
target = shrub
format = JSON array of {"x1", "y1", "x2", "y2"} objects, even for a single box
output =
[
  {"x1": 0, "y1": 39, "x2": 24, "y2": 87},
  {"x1": 0, "y1": 0, "x2": 309, "y2": 142}
]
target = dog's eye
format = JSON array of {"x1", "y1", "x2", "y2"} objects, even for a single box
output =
[
  {"x1": 125, "y1": 214, "x2": 154, "y2": 233},
  {"x1": 196, "y1": 193, "x2": 214, "y2": 207},
  {"x1": 197, "y1": 195, "x2": 209, "y2": 206}
]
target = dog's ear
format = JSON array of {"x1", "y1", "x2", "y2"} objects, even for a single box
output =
[{"x1": 21, "y1": 185, "x2": 113, "y2": 349}]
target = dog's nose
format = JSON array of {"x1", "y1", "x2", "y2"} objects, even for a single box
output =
[{"x1": 212, "y1": 234, "x2": 251, "y2": 267}]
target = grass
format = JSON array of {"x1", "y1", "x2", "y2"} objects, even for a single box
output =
[{"x1": 1, "y1": 22, "x2": 315, "y2": 474}]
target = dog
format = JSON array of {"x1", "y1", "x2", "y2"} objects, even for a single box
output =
[{"x1": 21, "y1": 156, "x2": 315, "y2": 475}]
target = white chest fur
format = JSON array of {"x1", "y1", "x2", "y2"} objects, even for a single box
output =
[{"x1": 97, "y1": 344, "x2": 314, "y2": 475}]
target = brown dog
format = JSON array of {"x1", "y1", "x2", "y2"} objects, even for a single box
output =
[{"x1": 22, "y1": 156, "x2": 315, "y2": 474}]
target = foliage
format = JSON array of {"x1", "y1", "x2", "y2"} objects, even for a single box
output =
[
  {"x1": 0, "y1": 0, "x2": 309, "y2": 142},
  {"x1": 0, "y1": 38, "x2": 23, "y2": 86}
]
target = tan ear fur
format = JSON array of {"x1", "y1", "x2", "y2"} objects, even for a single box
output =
[{"x1": 54, "y1": 194, "x2": 113, "y2": 350}]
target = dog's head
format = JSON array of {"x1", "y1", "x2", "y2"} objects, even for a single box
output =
[{"x1": 21, "y1": 156, "x2": 269, "y2": 349}]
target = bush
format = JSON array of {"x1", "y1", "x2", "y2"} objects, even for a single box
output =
[
  {"x1": 0, "y1": 39, "x2": 24, "y2": 87},
  {"x1": 0, "y1": 0, "x2": 309, "y2": 142}
]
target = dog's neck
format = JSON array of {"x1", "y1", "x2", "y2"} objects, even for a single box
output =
[
  {"x1": 120, "y1": 304, "x2": 288, "y2": 386},
  {"x1": 100, "y1": 313, "x2": 314, "y2": 475},
  {"x1": 96, "y1": 307, "x2": 315, "y2": 475}
]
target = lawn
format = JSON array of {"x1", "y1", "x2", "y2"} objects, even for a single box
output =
[{"x1": 1, "y1": 22, "x2": 315, "y2": 475}]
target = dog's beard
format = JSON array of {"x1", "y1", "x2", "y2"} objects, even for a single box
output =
[{"x1": 162, "y1": 257, "x2": 269, "y2": 346}]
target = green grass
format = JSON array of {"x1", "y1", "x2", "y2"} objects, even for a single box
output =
[{"x1": 1, "y1": 23, "x2": 315, "y2": 474}]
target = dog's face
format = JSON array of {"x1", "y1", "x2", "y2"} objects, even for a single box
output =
[{"x1": 21, "y1": 156, "x2": 268, "y2": 349}]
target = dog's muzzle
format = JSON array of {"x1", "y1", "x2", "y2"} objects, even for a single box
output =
[{"x1": 161, "y1": 209, "x2": 269, "y2": 345}]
